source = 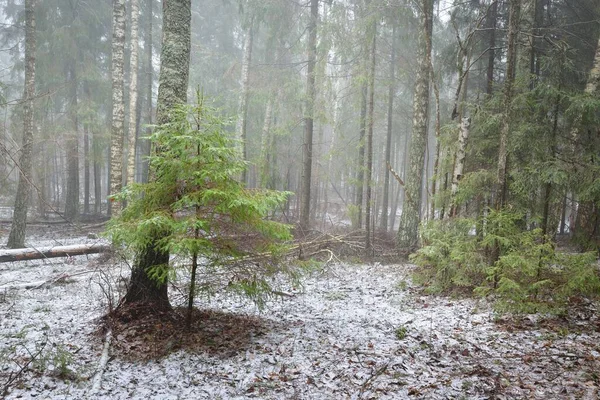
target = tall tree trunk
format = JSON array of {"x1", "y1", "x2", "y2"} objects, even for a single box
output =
[
  {"x1": 572, "y1": 33, "x2": 600, "y2": 250},
  {"x1": 140, "y1": 0, "x2": 153, "y2": 184},
  {"x1": 109, "y1": 0, "x2": 126, "y2": 216},
  {"x1": 7, "y1": 0, "x2": 36, "y2": 249},
  {"x1": 237, "y1": 19, "x2": 254, "y2": 185},
  {"x1": 485, "y1": 0, "x2": 498, "y2": 96},
  {"x1": 495, "y1": 0, "x2": 521, "y2": 210},
  {"x1": 381, "y1": 24, "x2": 396, "y2": 232},
  {"x1": 397, "y1": 0, "x2": 433, "y2": 253},
  {"x1": 259, "y1": 97, "x2": 273, "y2": 188},
  {"x1": 365, "y1": 19, "x2": 377, "y2": 252},
  {"x1": 300, "y1": 0, "x2": 318, "y2": 230},
  {"x1": 64, "y1": 65, "x2": 80, "y2": 221},
  {"x1": 123, "y1": 0, "x2": 191, "y2": 309},
  {"x1": 127, "y1": 0, "x2": 140, "y2": 185},
  {"x1": 430, "y1": 69, "x2": 441, "y2": 221},
  {"x1": 355, "y1": 80, "x2": 367, "y2": 229}
]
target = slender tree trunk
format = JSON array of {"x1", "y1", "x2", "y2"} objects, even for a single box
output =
[
  {"x1": 430, "y1": 69, "x2": 441, "y2": 221},
  {"x1": 486, "y1": 0, "x2": 498, "y2": 96},
  {"x1": 127, "y1": 0, "x2": 140, "y2": 185},
  {"x1": 495, "y1": 0, "x2": 521, "y2": 210},
  {"x1": 140, "y1": 0, "x2": 153, "y2": 184},
  {"x1": 450, "y1": 117, "x2": 470, "y2": 216},
  {"x1": 259, "y1": 98, "x2": 273, "y2": 188},
  {"x1": 109, "y1": 0, "x2": 126, "y2": 216},
  {"x1": 300, "y1": 0, "x2": 318, "y2": 230},
  {"x1": 365, "y1": 20, "x2": 377, "y2": 252},
  {"x1": 64, "y1": 65, "x2": 80, "y2": 221},
  {"x1": 381, "y1": 24, "x2": 396, "y2": 232},
  {"x1": 83, "y1": 119, "x2": 90, "y2": 214},
  {"x1": 7, "y1": 0, "x2": 36, "y2": 249},
  {"x1": 237, "y1": 19, "x2": 254, "y2": 185},
  {"x1": 355, "y1": 81, "x2": 367, "y2": 229},
  {"x1": 397, "y1": 0, "x2": 433, "y2": 252},
  {"x1": 123, "y1": 0, "x2": 191, "y2": 310}
]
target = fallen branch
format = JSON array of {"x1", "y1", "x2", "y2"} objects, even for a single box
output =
[
  {"x1": 0, "y1": 243, "x2": 109, "y2": 263},
  {"x1": 89, "y1": 330, "x2": 112, "y2": 396}
]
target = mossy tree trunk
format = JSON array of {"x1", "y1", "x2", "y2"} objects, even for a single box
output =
[
  {"x1": 396, "y1": 0, "x2": 433, "y2": 253},
  {"x1": 122, "y1": 0, "x2": 191, "y2": 310}
]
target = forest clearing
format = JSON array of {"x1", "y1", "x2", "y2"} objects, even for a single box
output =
[{"x1": 1, "y1": 224, "x2": 599, "y2": 399}]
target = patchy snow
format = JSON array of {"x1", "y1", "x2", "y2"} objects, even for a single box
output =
[{"x1": 1, "y1": 229, "x2": 600, "y2": 399}]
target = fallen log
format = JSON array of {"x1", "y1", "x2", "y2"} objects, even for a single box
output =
[{"x1": 0, "y1": 243, "x2": 110, "y2": 263}]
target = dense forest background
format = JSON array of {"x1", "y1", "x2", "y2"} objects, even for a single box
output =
[{"x1": 0, "y1": 0, "x2": 599, "y2": 258}]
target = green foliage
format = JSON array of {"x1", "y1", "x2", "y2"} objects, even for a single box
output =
[
  {"x1": 411, "y1": 218, "x2": 486, "y2": 294},
  {"x1": 107, "y1": 97, "x2": 294, "y2": 307},
  {"x1": 412, "y1": 210, "x2": 600, "y2": 314},
  {"x1": 395, "y1": 326, "x2": 408, "y2": 340}
]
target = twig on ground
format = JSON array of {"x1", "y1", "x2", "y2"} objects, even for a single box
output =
[{"x1": 88, "y1": 330, "x2": 112, "y2": 396}]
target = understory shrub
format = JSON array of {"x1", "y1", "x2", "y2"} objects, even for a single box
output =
[{"x1": 411, "y1": 209, "x2": 600, "y2": 314}]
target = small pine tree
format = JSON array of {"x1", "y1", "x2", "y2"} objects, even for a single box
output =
[{"x1": 107, "y1": 95, "x2": 294, "y2": 327}]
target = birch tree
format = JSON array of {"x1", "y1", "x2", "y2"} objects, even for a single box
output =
[
  {"x1": 109, "y1": 0, "x2": 126, "y2": 216},
  {"x1": 126, "y1": 0, "x2": 140, "y2": 185}
]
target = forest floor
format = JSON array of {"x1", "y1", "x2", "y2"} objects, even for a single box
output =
[{"x1": 1, "y1": 224, "x2": 599, "y2": 399}]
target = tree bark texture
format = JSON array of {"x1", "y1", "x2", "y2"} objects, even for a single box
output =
[
  {"x1": 495, "y1": 0, "x2": 520, "y2": 210},
  {"x1": 450, "y1": 117, "x2": 471, "y2": 216},
  {"x1": 485, "y1": 0, "x2": 498, "y2": 96},
  {"x1": 396, "y1": 0, "x2": 433, "y2": 253},
  {"x1": 0, "y1": 244, "x2": 109, "y2": 263},
  {"x1": 64, "y1": 64, "x2": 80, "y2": 221},
  {"x1": 109, "y1": 0, "x2": 126, "y2": 216},
  {"x1": 300, "y1": 0, "x2": 318, "y2": 230},
  {"x1": 123, "y1": 0, "x2": 191, "y2": 309},
  {"x1": 7, "y1": 0, "x2": 36, "y2": 249},
  {"x1": 380, "y1": 24, "x2": 396, "y2": 232},
  {"x1": 127, "y1": 0, "x2": 140, "y2": 185},
  {"x1": 237, "y1": 20, "x2": 253, "y2": 185},
  {"x1": 355, "y1": 80, "x2": 367, "y2": 229},
  {"x1": 572, "y1": 34, "x2": 600, "y2": 250},
  {"x1": 140, "y1": 0, "x2": 153, "y2": 184},
  {"x1": 365, "y1": 20, "x2": 377, "y2": 252}
]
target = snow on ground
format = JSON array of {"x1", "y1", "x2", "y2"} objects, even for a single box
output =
[{"x1": 1, "y1": 228, "x2": 600, "y2": 399}]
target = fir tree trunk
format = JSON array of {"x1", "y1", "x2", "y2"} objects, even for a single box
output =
[
  {"x1": 397, "y1": 0, "x2": 433, "y2": 253},
  {"x1": 140, "y1": 0, "x2": 153, "y2": 184},
  {"x1": 237, "y1": 19, "x2": 253, "y2": 185},
  {"x1": 355, "y1": 81, "x2": 367, "y2": 229},
  {"x1": 300, "y1": 0, "x2": 318, "y2": 230},
  {"x1": 123, "y1": 0, "x2": 191, "y2": 310},
  {"x1": 7, "y1": 0, "x2": 36, "y2": 249},
  {"x1": 572, "y1": 34, "x2": 600, "y2": 250},
  {"x1": 381, "y1": 24, "x2": 396, "y2": 232},
  {"x1": 495, "y1": 0, "x2": 520, "y2": 210},
  {"x1": 127, "y1": 0, "x2": 140, "y2": 185},
  {"x1": 485, "y1": 0, "x2": 498, "y2": 96},
  {"x1": 64, "y1": 64, "x2": 80, "y2": 221},
  {"x1": 83, "y1": 120, "x2": 90, "y2": 214},
  {"x1": 365, "y1": 20, "x2": 377, "y2": 252},
  {"x1": 259, "y1": 97, "x2": 273, "y2": 188},
  {"x1": 109, "y1": 0, "x2": 126, "y2": 216}
]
